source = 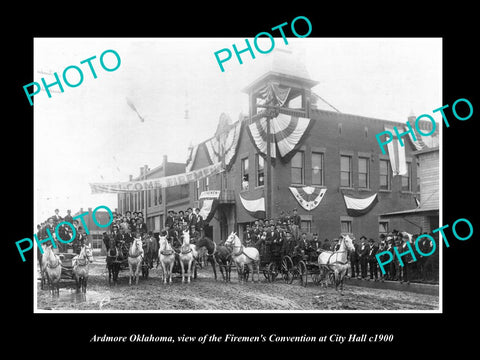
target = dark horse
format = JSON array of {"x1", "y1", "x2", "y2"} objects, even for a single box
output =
[
  {"x1": 106, "y1": 238, "x2": 122, "y2": 286},
  {"x1": 195, "y1": 237, "x2": 220, "y2": 281},
  {"x1": 214, "y1": 244, "x2": 233, "y2": 282},
  {"x1": 142, "y1": 234, "x2": 159, "y2": 278}
]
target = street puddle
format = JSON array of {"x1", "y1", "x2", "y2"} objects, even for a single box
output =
[{"x1": 41, "y1": 288, "x2": 112, "y2": 310}]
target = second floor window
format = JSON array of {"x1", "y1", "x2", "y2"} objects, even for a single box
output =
[{"x1": 340, "y1": 155, "x2": 352, "y2": 187}]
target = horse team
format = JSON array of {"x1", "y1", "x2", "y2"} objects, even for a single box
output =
[{"x1": 38, "y1": 231, "x2": 356, "y2": 296}]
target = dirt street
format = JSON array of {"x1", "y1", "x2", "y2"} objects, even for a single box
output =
[{"x1": 36, "y1": 258, "x2": 439, "y2": 311}]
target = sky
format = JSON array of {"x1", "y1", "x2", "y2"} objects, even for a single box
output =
[{"x1": 33, "y1": 37, "x2": 442, "y2": 223}]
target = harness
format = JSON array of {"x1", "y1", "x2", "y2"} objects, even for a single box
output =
[
  {"x1": 232, "y1": 244, "x2": 256, "y2": 261},
  {"x1": 180, "y1": 245, "x2": 193, "y2": 255},
  {"x1": 47, "y1": 258, "x2": 60, "y2": 269}
]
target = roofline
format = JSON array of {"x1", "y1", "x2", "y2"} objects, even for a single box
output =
[
  {"x1": 379, "y1": 207, "x2": 439, "y2": 218},
  {"x1": 242, "y1": 71, "x2": 319, "y2": 93}
]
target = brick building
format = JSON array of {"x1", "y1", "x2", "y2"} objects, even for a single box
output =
[
  {"x1": 186, "y1": 51, "x2": 439, "y2": 244},
  {"x1": 117, "y1": 155, "x2": 190, "y2": 234}
]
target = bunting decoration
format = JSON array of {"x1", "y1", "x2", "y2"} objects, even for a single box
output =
[
  {"x1": 289, "y1": 186, "x2": 327, "y2": 211},
  {"x1": 199, "y1": 198, "x2": 218, "y2": 224},
  {"x1": 239, "y1": 193, "x2": 266, "y2": 219},
  {"x1": 257, "y1": 82, "x2": 291, "y2": 107},
  {"x1": 204, "y1": 120, "x2": 242, "y2": 170},
  {"x1": 343, "y1": 193, "x2": 378, "y2": 217},
  {"x1": 384, "y1": 126, "x2": 407, "y2": 176},
  {"x1": 247, "y1": 113, "x2": 313, "y2": 162},
  {"x1": 406, "y1": 125, "x2": 426, "y2": 151},
  {"x1": 90, "y1": 162, "x2": 223, "y2": 194}
]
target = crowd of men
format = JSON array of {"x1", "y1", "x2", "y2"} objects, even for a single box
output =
[
  {"x1": 37, "y1": 207, "x2": 438, "y2": 283},
  {"x1": 239, "y1": 208, "x2": 439, "y2": 283},
  {"x1": 36, "y1": 208, "x2": 85, "y2": 253}
]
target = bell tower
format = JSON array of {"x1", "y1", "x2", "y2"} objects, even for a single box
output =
[{"x1": 242, "y1": 48, "x2": 319, "y2": 122}]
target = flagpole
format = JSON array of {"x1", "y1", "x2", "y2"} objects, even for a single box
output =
[{"x1": 265, "y1": 116, "x2": 272, "y2": 220}]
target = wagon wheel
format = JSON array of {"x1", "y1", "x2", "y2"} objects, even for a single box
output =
[
  {"x1": 298, "y1": 260, "x2": 308, "y2": 287},
  {"x1": 267, "y1": 262, "x2": 278, "y2": 283},
  {"x1": 281, "y1": 256, "x2": 293, "y2": 283}
]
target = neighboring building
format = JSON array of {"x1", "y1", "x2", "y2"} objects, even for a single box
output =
[
  {"x1": 73, "y1": 207, "x2": 115, "y2": 255},
  {"x1": 380, "y1": 147, "x2": 440, "y2": 234},
  {"x1": 186, "y1": 50, "x2": 439, "y2": 243},
  {"x1": 117, "y1": 155, "x2": 190, "y2": 234}
]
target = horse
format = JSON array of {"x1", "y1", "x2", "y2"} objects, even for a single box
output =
[
  {"x1": 179, "y1": 230, "x2": 198, "y2": 283},
  {"x1": 141, "y1": 234, "x2": 158, "y2": 278},
  {"x1": 41, "y1": 244, "x2": 62, "y2": 296},
  {"x1": 158, "y1": 234, "x2": 175, "y2": 284},
  {"x1": 317, "y1": 234, "x2": 356, "y2": 294},
  {"x1": 214, "y1": 243, "x2": 233, "y2": 282},
  {"x1": 72, "y1": 243, "x2": 94, "y2": 293},
  {"x1": 106, "y1": 238, "x2": 122, "y2": 286},
  {"x1": 128, "y1": 236, "x2": 144, "y2": 285},
  {"x1": 195, "y1": 237, "x2": 218, "y2": 280},
  {"x1": 224, "y1": 232, "x2": 260, "y2": 283}
]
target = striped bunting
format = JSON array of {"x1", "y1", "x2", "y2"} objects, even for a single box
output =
[{"x1": 247, "y1": 113, "x2": 313, "y2": 162}]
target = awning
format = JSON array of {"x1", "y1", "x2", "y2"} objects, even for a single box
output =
[{"x1": 380, "y1": 206, "x2": 439, "y2": 218}]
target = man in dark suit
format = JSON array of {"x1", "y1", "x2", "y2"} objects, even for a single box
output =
[
  {"x1": 243, "y1": 224, "x2": 257, "y2": 247},
  {"x1": 350, "y1": 237, "x2": 359, "y2": 278},
  {"x1": 165, "y1": 210, "x2": 175, "y2": 229},
  {"x1": 136, "y1": 217, "x2": 148, "y2": 236},
  {"x1": 64, "y1": 209, "x2": 73, "y2": 225},
  {"x1": 368, "y1": 238, "x2": 379, "y2": 281},
  {"x1": 195, "y1": 208, "x2": 204, "y2": 237},
  {"x1": 358, "y1": 236, "x2": 369, "y2": 279},
  {"x1": 290, "y1": 208, "x2": 301, "y2": 240},
  {"x1": 52, "y1": 209, "x2": 63, "y2": 225}
]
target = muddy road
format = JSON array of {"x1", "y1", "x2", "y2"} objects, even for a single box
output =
[{"x1": 36, "y1": 257, "x2": 438, "y2": 311}]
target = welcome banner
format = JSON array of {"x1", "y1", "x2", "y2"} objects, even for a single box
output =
[{"x1": 89, "y1": 162, "x2": 223, "y2": 194}]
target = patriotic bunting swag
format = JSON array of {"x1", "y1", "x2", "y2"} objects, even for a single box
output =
[
  {"x1": 247, "y1": 113, "x2": 313, "y2": 162},
  {"x1": 289, "y1": 186, "x2": 327, "y2": 211},
  {"x1": 343, "y1": 193, "x2": 378, "y2": 217},
  {"x1": 384, "y1": 126, "x2": 407, "y2": 176},
  {"x1": 204, "y1": 120, "x2": 242, "y2": 170},
  {"x1": 239, "y1": 193, "x2": 266, "y2": 219}
]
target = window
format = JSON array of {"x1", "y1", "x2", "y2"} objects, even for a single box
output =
[
  {"x1": 204, "y1": 177, "x2": 210, "y2": 191},
  {"x1": 312, "y1": 152, "x2": 324, "y2": 186},
  {"x1": 291, "y1": 151, "x2": 304, "y2": 184},
  {"x1": 416, "y1": 162, "x2": 421, "y2": 193},
  {"x1": 379, "y1": 221, "x2": 389, "y2": 235},
  {"x1": 241, "y1": 157, "x2": 249, "y2": 190},
  {"x1": 256, "y1": 154, "x2": 264, "y2": 187},
  {"x1": 301, "y1": 220, "x2": 312, "y2": 234},
  {"x1": 195, "y1": 180, "x2": 200, "y2": 200},
  {"x1": 91, "y1": 234, "x2": 103, "y2": 250},
  {"x1": 379, "y1": 159, "x2": 391, "y2": 190},
  {"x1": 340, "y1": 220, "x2": 352, "y2": 234},
  {"x1": 402, "y1": 162, "x2": 412, "y2": 191},
  {"x1": 340, "y1": 155, "x2": 352, "y2": 187},
  {"x1": 358, "y1": 157, "x2": 370, "y2": 189}
]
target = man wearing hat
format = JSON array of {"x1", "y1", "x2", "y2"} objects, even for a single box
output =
[
  {"x1": 64, "y1": 209, "x2": 73, "y2": 225},
  {"x1": 377, "y1": 238, "x2": 388, "y2": 281},
  {"x1": 349, "y1": 237, "x2": 360, "y2": 278},
  {"x1": 310, "y1": 233, "x2": 322, "y2": 261},
  {"x1": 290, "y1": 208, "x2": 301, "y2": 240},
  {"x1": 358, "y1": 236, "x2": 369, "y2": 279},
  {"x1": 368, "y1": 238, "x2": 379, "y2": 281},
  {"x1": 52, "y1": 209, "x2": 63, "y2": 225},
  {"x1": 165, "y1": 210, "x2": 175, "y2": 229}
]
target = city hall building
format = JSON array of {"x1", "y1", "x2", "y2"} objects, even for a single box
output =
[{"x1": 185, "y1": 51, "x2": 439, "y2": 243}]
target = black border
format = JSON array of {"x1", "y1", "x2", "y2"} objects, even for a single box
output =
[{"x1": 8, "y1": 6, "x2": 478, "y2": 353}]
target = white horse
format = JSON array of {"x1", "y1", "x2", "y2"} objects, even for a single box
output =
[
  {"x1": 158, "y1": 234, "x2": 175, "y2": 284},
  {"x1": 72, "y1": 243, "x2": 94, "y2": 293},
  {"x1": 41, "y1": 244, "x2": 62, "y2": 296},
  {"x1": 128, "y1": 236, "x2": 144, "y2": 285},
  {"x1": 318, "y1": 234, "x2": 355, "y2": 294},
  {"x1": 179, "y1": 230, "x2": 198, "y2": 283},
  {"x1": 224, "y1": 232, "x2": 260, "y2": 283}
]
